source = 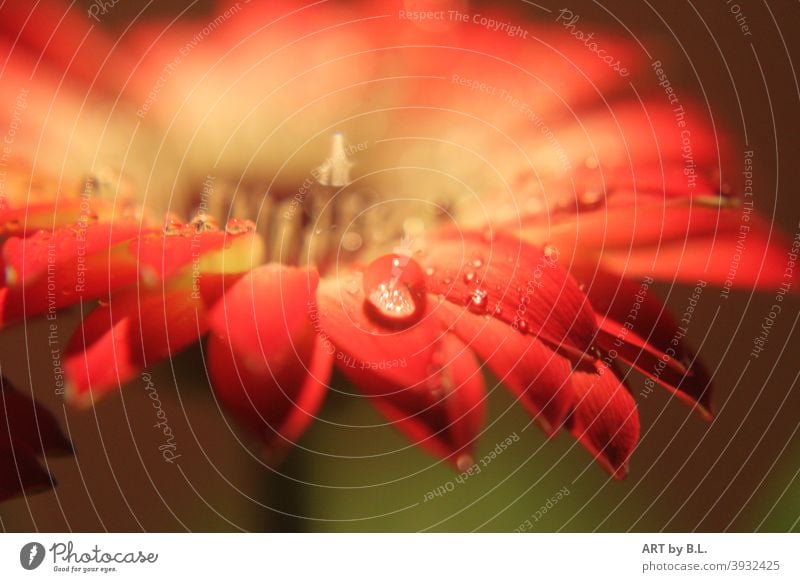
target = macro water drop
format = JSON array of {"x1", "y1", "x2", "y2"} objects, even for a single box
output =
[{"x1": 362, "y1": 253, "x2": 427, "y2": 328}]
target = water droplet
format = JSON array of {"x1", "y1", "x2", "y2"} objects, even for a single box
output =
[
  {"x1": 577, "y1": 189, "x2": 604, "y2": 211},
  {"x1": 425, "y1": 266, "x2": 436, "y2": 277},
  {"x1": 141, "y1": 266, "x2": 158, "y2": 288},
  {"x1": 463, "y1": 271, "x2": 476, "y2": 284},
  {"x1": 472, "y1": 258, "x2": 483, "y2": 268},
  {"x1": 543, "y1": 244, "x2": 559, "y2": 262},
  {"x1": 456, "y1": 454, "x2": 474, "y2": 472},
  {"x1": 516, "y1": 318, "x2": 529, "y2": 333},
  {"x1": 346, "y1": 278, "x2": 360, "y2": 295},
  {"x1": 224, "y1": 218, "x2": 256, "y2": 235},
  {"x1": 5, "y1": 266, "x2": 18, "y2": 286},
  {"x1": 189, "y1": 213, "x2": 218, "y2": 233},
  {"x1": 362, "y1": 254, "x2": 427, "y2": 329},
  {"x1": 467, "y1": 288, "x2": 488, "y2": 314},
  {"x1": 341, "y1": 231, "x2": 363, "y2": 252},
  {"x1": 163, "y1": 216, "x2": 185, "y2": 236}
]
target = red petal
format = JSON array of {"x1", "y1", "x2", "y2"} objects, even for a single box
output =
[
  {"x1": 420, "y1": 230, "x2": 598, "y2": 363},
  {"x1": 436, "y1": 301, "x2": 573, "y2": 433},
  {"x1": 3, "y1": 222, "x2": 140, "y2": 284},
  {"x1": 553, "y1": 100, "x2": 723, "y2": 173},
  {"x1": 207, "y1": 264, "x2": 332, "y2": 461},
  {"x1": 574, "y1": 266, "x2": 712, "y2": 416},
  {"x1": 599, "y1": 215, "x2": 792, "y2": 291},
  {"x1": 316, "y1": 270, "x2": 444, "y2": 389},
  {"x1": 316, "y1": 271, "x2": 485, "y2": 465},
  {"x1": 0, "y1": 2, "x2": 134, "y2": 94},
  {"x1": 0, "y1": 222, "x2": 143, "y2": 328},
  {"x1": 134, "y1": 229, "x2": 264, "y2": 286},
  {"x1": 64, "y1": 284, "x2": 211, "y2": 406},
  {"x1": 565, "y1": 365, "x2": 639, "y2": 479},
  {"x1": 367, "y1": 333, "x2": 486, "y2": 467},
  {"x1": 543, "y1": 200, "x2": 743, "y2": 253}
]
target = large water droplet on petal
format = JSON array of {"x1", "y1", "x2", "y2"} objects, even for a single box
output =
[{"x1": 363, "y1": 253, "x2": 427, "y2": 329}]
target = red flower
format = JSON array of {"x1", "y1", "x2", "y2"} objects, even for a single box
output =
[{"x1": 0, "y1": 0, "x2": 792, "y2": 500}]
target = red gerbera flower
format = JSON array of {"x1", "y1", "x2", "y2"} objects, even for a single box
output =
[{"x1": 0, "y1": 0, "x2": 791, "y2": 500}]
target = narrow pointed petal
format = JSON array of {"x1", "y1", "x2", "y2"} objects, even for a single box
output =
[
  {"x1": 565, "y1": 365, "x2": 640, "y2": 479},
  {"x1": 420, "y1": 231, "x2": 598, "y2": 363},
  {"x1": 436, "y1": 301, "x2": 574, "y2": 433},
  {"x1": 0, "y1": 222, "x2": 143, "y2": 328},
  {"x1": 573, "y1": 266, "x2": 712, "y2": 416},
  {"x1": 207, "y1": 265, "x2": 332, "y2": 462},
  {"x1": 600, "y1": 217, "x2": 793, "y2": 291},
  {"x1": 62, "y1": 228, "x2": 265, "y2": 404},
  {"x1": 362, "y1": 333, "x2": 485, "y2": 467},
  {"x1": 63, "y1": 285, "x2": 210, "y2": 406},
  {"x1": 135, "y1": 228, "x2": 264, "y2": 287},
  {"x1": 0, "y1": 1, "x2": 134, "y2": 94}
]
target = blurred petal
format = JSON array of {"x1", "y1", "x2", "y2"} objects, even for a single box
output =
[
  {"x1": 436, "y1": 301, "x2": 573, "y2": 433},
  {"x1": 421, "y1": 230, "x2": 598, "y2": 363},
  {"x1": 575, "y1": 266, "x2": 712, "y2": 416},
  {"x1": 64, "y1": 284, "x2": 209, "y2": 406},
  {"x1": 317, "y1": 268, "x2": 485, "y2": 465},
  {"x1": 600, "y1": 216, "x2": 793, "y2": 291},
  {"x1": 0, "y1": 376, "x2": 71, "y2": 502},
  {"x1": 565, "y1": 365, "x2": 639, "y2": 479},
  {"x1": 207, "y1": 264, "x2": 331, "y2": 461},
  {"x1": 0, "y1": 222, "x2": 143, "y2": 328}
]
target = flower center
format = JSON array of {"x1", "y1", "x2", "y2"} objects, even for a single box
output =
[{"x1": 180, "y1": 133, "x2": 425, "y2": 274}]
